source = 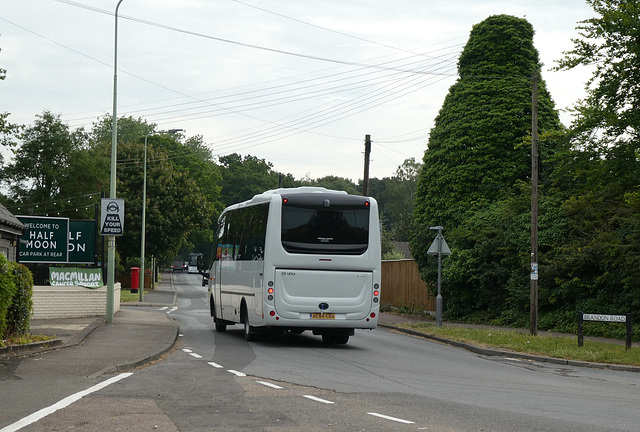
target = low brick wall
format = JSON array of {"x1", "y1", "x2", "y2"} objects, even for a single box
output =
[{"x1": 32, "y1": 284, "x2": 121, "y2": 319}]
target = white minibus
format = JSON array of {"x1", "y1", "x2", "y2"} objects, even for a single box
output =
[{"x1": 204, "y1": 187, "x2": 381, "y2": 344}]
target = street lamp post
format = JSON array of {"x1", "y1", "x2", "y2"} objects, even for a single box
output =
[
  {"x1": 139, "y1": 129, "x2": 183, "y2": 301},
  {"x1": 138, "y1": 132, "x2": 150, "y2": 301},
  {"x1": 107, "y1": 0, "x2": 124, "y2": 324}
]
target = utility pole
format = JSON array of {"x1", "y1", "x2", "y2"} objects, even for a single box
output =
[
  {"x1": 363, "y1": 134, "x2": 371, "y2": 196},
  {"x1": 530, "y1": 70, "x2": 539, "y2": 336}
]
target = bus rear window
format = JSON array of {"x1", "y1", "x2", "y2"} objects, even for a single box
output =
[{"x1": 281, "y1": 196, "x2": 370, "y2": 255}]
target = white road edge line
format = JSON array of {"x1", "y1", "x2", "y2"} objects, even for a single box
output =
[
  {"x1": 189, "y1": 353, "x2": 203, "y2": 359},
  {"x1": 227, "y1": 370, "x2": 246, "y2": 377},
  {"x1": 0, "y1": 373, "x2": 134, "y2": 432},
  {"x1": 303, "y1": 395, "x2": 335, "y2": 404},
  {"x1": 256, "y1": 381, "x2": 283, "y2": 389},
  {"x1": 182, "y1": 348, "x2": 192, "y2": 353},
  {"x1": 159, "y1": 306, "x2": 168, "y2": 311},
  {"x1": 207, "y1": 362, "x2": 223, "y2": 368},
  {"x1": 367, "y1": 412, "x2": 415, "y2": 424}
]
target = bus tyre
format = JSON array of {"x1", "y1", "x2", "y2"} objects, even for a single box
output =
[
  {"x1": 213, "y1": 309, "x2": 226, "y2": 333},
  {"x1": 334, "y1": 335, "x2": 349, "y2": 344},
  {"x1": 322, "y1": 334, "x2": 349, "y2": 344},
  {"x1": 242, "y1": 309, "x2": 257, "y2": 342},
  {"x1": 215, "y1": 318, "x2": 227, "y2": 333}
]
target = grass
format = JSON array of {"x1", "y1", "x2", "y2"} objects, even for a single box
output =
[
  {"x1": 1, "y1": 333, "x2": 55, "y2": 348},
  {"x1": 120, "y1": 289, "x2": 142, "y2": 302},
  {"x1": 399, "y1": 323, "x2": 640, "y2": 367}
]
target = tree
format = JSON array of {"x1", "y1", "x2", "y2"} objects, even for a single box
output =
[
  {"x1": 411, "y1": 15, "x2": 562, "y2": 321},
  {"x1": 218, "y1": 154, "x2": 288, "y2": 205},
  {"x1": 381, "y1": 158, "x2": 420, "y2": 241},
  {"x1": 544, "y1": 0, "x2": 640, "y2": 330},
  {"x1": 0, "y1": 44, "x2": 23, "y2": 168},
  {"x1": 1, "y1": 111, "x2": 98, "y2": 217},
  {"x1": 556, "y1": 0, "x2": 640, "y2": 142},
  {"x1": 304, "y1": 175, "x2": 358, "y2": 194},
  {"x1": 155, "y1": 133, "x2": 224, "y2": 259},
  {"x1": 113, "y1": 139, "x2": 212, "y2": 265},
  {"x1": 89, "y1": 116, "x2": 222, "y2": 265}
]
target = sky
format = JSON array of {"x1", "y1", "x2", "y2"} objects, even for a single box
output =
[{"x1": 1, "y1": 0, "x2": 595, "y2": 183}]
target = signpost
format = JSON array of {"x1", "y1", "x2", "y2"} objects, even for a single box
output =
[
  {"x1": 578, "y1": 312, "x2": 633, "y2": 350},
  {"x1": 428, "y1": 226, "x2": 451, "y2": 327},
  {"x1": 100, "y1": 198, "x2": 125, "y2": 236},
  {"x1": 17, "y1": 216, "x2": 70, "y2": 263},
  {"x1": 69, "y1": 220, "x2": 97, "y2": 264}
]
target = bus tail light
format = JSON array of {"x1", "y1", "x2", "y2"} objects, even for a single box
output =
[
  {"x1": 370, "y1": 312, "x2": 376, "y2": 318},
  {"x1": 269, "y1": 310, "x2": 276, "y2": 317}
]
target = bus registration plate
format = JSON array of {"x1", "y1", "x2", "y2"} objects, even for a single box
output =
[{"x1": 310, "y1": 312, "x2": 335, "y2": 319}]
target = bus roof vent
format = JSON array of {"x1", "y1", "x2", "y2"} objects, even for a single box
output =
[{"x1": 323, "y1": 199, "x2": 330, "y2": 208}]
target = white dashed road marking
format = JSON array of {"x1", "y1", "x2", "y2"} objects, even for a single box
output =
[
  {"x1": 303, "y1": 395, "x2": 335, "y2": 404},
  {"x1": 181, "y1": 348, "x2": 417, "y2": 425},
  {"x1": 368, "y1": 412, "x2": 415, "y2": 424},
  {"x1": 256, "y1": 381, "x2": 283, "y2": 389}
]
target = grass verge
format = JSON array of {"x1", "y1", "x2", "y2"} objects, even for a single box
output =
[
  {"x1": 1, "y1": 334, "x2": 55, "y2": 348},
  {"x1": 399, "y1": 323, "x2": 640, "y2": 367},
  {"x1": 120, "y1": 289, "x2": 141, "y2": 302}
]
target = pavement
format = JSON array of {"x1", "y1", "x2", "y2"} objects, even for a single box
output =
[{"x1": 1, "y1": 272, "x2": 638, "y2": 374}]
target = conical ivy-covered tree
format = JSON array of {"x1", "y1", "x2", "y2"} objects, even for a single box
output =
[{"x1": 411, "y1": 15, "x2": 562, "y2": 319}]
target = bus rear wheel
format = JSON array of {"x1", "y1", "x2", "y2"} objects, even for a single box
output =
[
  {"x1": 213, "y1": 309, "x2": 226, "y2": 332},
  {"x1": 322, "y1": 334, "x2": 349, "y2": 344},
  {"x1": 242, "y1": 309, "x2": 257, "y2": 342}
]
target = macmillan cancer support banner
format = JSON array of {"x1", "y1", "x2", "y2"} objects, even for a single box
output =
[{"x1": 49, "y1": 267, "x2": 104, "y2": 289}]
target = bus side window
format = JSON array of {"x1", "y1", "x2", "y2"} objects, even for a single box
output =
[
  {"x1": 251, "y1": 204, "x2": 268, "y2": 260},
  {"x1": 236, "y1": 207, "x2": 251, "y2": 261},
  {"x1": 215, "y1": 215, "x2": 225, "y2": 260}
]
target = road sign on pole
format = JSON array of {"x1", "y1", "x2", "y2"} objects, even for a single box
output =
[
  {"x1": 428, "y1": 233, "x2": 451, "y2": 256},
  {"x1": 100, "y1": 198, "x2": 125, "y2": 236},
  {"x1": 429, "y1": 226, "x2": 450, "y2": 327}
]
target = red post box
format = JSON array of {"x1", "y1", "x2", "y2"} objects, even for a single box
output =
[{"x1": 131, "y1": 267, "x2": 140, "y2": 294}]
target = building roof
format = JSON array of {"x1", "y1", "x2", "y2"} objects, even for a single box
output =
[
  {"x1": 0, "y1": 203, "x2": 25, "y2": 234},
  {"x1": 391, "y1": 241, "x2": 413, "y2": 259}
]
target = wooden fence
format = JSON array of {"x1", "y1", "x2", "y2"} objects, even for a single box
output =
[{"x1": 381, "y1": 259, "x2": 436, "y2": 312}]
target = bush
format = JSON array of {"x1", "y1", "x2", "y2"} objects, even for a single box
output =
[
  {"x1": 6, "y1": 263, "x2": 34, "y2": 336},
  {"x1": 0, "y1": 255, "x2": 17, "y2": 338},
  {"x1": 0, "y1": 254, "x2": 34, "y2": 339}
]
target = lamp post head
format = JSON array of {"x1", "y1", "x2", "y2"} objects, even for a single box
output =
[{"x1": 430, "y1": 226, "x2": 443, "y2": 231}]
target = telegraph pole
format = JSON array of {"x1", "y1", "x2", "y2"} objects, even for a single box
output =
[
  {"x1": 530, "y1": 70, "x2": 539, "y2": 336},
  {"x1": 363, "y1": 134, "x2": 371, "y2": 196}
]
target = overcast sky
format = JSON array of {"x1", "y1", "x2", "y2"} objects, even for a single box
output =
[{"x1": 1, "y1": 0, "x2": 595, "y2": 182}]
